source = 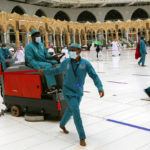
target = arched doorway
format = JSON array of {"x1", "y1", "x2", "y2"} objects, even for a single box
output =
[
  {"x1": 11, "y1": 6, "x2": 25, "y2": 15},
  {"x1": 48, "y1": 27, "x2": 54, "y2": 46},
  {"x1": 77, "y1": 11, "x2": 97, "y2": 23},
  {"x1": 39, "y1": 27, "x2": 45, "y2": 45},
  {"x1": 54, "y1": 11, "x2": 70, "y2": 21},
  {"x1": 19, "y1": 25, "x2": 27, "y2": 47},
  {"x1": 104, "y1": 10, "x2": 123, "y2": 22},
  {"x1": 0, "y1": 27, "x2": 4, "y2": 43},
  {"x1": 69, "y1": 28, "x2": 74, "y2": 44},
  {"x1": 86, "y1": 30, "x2": 92, "y2": 44},
  {"x1": 7, "y1": 26, "x2": 16, "y2": 46},
  {"x1": 35, "y1": 9, "x2": 46, "y2": 17},
  {"x1": 62, "y1": 28, "x2": 67, "y2": 46},
  {"x1": 131, "y1": 8, "x2": 148, "y2": 20},
  {"x1": 55, "y1": 28, "x2": 61, "y2": 49},
  {"x1": 80, "y1": 30, "x2": 85, "y2": 46},
  {"x1": 75, "y1": 29, "x2": 80, "y2": 44}
]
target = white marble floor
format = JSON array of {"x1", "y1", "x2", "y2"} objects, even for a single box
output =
[{"x1": 0, "y1": 49, "x2": 150, "y2": 150}]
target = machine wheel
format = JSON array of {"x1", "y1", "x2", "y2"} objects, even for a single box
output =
[{"x1": 11, "y1": 105, "x2": 21, "y2": 117}]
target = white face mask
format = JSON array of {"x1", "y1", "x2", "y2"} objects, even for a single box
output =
[
  {"x1": 35, "y1": 37, "x2": 41, "y2": 43},
  {"x1": 69, "y1": 51, "x2": 77, "y2": 59}
]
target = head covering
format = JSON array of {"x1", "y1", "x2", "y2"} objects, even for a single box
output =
[
  {"x1": 20, "y1": 46, "x2": 24, "y2": 50},
  {"x1": 49, "y1": 43, "x2": 53, "y2": 48},
  {"x1": 141, "y1": 35, "x2": 145, "y2": 38},
  {"x1": 31, "y1": 30, "x2": 40, "y2": 36},
  {"x1": 2, "y1": 42, "x2": 6, "y2": 46},
  {"x1": 70, "y1": 43, "x2": 81, "y2": 49}
]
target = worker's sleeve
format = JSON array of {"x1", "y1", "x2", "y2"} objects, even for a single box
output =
[
  {"x1": 44, "y1": 59, "x2": 66, "y2": 75},
  {"x1": 86, "y1": 61, "x2": 103, "y2": 91},
  {"x1": 25, "y1": 45, "x2": 40, "y2": 70},
  {"x1": 7, "y1": 48, "x2": 12, "y2": 56},
  {"x1": 43, "y1": 45, "x2": 52, "y2": 59},
  {"x1": 140, "y1": 41, "x2": 146, "y2": 54}
]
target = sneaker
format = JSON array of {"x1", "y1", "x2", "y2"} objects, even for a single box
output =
[{"x1": 144, "y1": 89, "x2": 150, "y2": 97}]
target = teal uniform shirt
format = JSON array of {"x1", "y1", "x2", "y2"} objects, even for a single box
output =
[
  {"x1": 139, "y1": 40, "x2": 146, "y2": 55},
  {"x1": 45, "y1": 57, "x2": 103, "y2": 96},
  {"x1": 25, "y1": 41, "x2": 58, "y2": 87},
  {"x1": 0, "y1": 47, "x2": 11, "y2": 59},
  {"x1": 0, "y1": 47, "x2": 11, "y2": 70}
]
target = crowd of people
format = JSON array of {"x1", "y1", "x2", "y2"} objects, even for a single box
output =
[{"x1": 0, "y1": 30, "x2": 149, "y2": 147}]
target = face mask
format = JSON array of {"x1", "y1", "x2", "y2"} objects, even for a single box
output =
[
  {"x1": 35, "y1": 37, "x2": 41, "y2": 43},
  {"x1": 69, "y1": 51, "x2": 77, "y2": 59}
]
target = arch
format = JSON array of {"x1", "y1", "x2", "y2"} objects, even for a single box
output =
[
  {"x1": 29, "y1": 26, "x2": 36, "y2": 32},
  {"x1": 77, "y1": 11, "x2": 97, "y2": 23},
  {"x1": 39, "y1": 26, "x2": 45, "y2": 34},
  {"x1": 11, "y1": 6, "x2": 25, "y2": 15},
  {"x1": 35, "y1": 9, "x2": 46, "y2": 17},
  {"x1": 104, "y1": 10, "x2": 123, "y2": 22},
  {"x1": 54, "y1": 11, "x2": 70, "y2": 21},
  {"x1": 131, "y1": 8, "x2": 148, "y2": 20}
]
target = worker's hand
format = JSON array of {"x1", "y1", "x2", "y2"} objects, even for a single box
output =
[
  {"x1": 99, "y1": 90, "x2": 104, "y2": 98},
  {"x1": 39, "y1": 69, "x2": 44, "y2": 76}
]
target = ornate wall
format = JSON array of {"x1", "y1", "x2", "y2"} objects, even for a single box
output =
[{"x1": 0, "y1": 12, "x2": 150, "y2": 49}]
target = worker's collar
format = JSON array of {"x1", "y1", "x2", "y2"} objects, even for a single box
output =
[
  {"x1": 71, "y1": 56, "x2": 81, "y2": 64},
  {"x1": 32, "y1": 41, "x2": 39, "y2": 45}
]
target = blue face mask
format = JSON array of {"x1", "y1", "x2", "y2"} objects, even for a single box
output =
[
  {"x1": 35, "y1": 37, "x2": 41, "y2": 43},
  {"x1": 69, "y1": 51, "x2": 77, "y2": 59}
]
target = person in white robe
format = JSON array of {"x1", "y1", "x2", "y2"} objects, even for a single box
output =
[
  {"x1": 60, "y1": 46, "x2": 69, "y2": 62},
  {"x1": 112, "y1": 39, "x2": 120, "y2": 56},
  {"x1": 48, "y1": 43, "x2": 55, "y2": 56},
  {"x1": 12, "y1": 46, "x2": 25, "y2": 63}
]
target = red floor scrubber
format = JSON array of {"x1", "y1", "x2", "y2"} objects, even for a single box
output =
[{"x1": 0, "y1": 57, "x2": 67, "y2": 120}]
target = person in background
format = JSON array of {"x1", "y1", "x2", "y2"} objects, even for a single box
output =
[
  {"x1": 112, "y1": 39, "x2": 120, "y2": 56},
  {"x1": 48, "y1": 43, "x2": 55, "y2": 56},
  {"x1": 60, "y1": 45, "x2": 69, "y2": 62},
  {"x1": 12, "y1": 46, "x2": 25, "y2": 63},
  {"x1": 138, "y1": 35, "x2": 147, "y2": 67},
  {"x1": 0, "y1": 43, "x2": 12, "y2": 70},
  {"x1": 0, "y1": 43, "x2": 12, "y2": 59},
  {"x1": 43, "y1": 43, "x2": 104, "y2": 146}
]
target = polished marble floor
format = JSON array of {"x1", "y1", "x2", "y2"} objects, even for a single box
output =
[{"x1": 0, "y1": 49, "x2": 150, "y2": 150}]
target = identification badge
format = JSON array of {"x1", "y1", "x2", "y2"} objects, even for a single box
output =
[{"x1": 77, "y1": 82, "x2": 82, "y2": 88}]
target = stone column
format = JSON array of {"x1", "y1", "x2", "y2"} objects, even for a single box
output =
[
  {"x1": 116, "y1": 31, "x2": 119, "y2": 41},
  {"x1": 60, "y1": 34, "x2": 63, "y2": 47},
  {"x1": 3, "y1": 32, "x2": 7, "y2": 43},
  {"x1": 136, "y1": 32, "x2": 138, "y2": 42},
  {"x1": 127, "y1": 31, "x2": 129, "y2": 43},
  {"x1": 105, "y1": 32, "x2": 107, "y2": 44},
  {"x1": 67, "y1": 32, "x2": 70, "y2": 46},
  {"x1": 79, "y1": 34, "x2": 81, "y2": 45},
  {"x1": 45, "y1": 32, "x2": 49, "y2": 49},
  {"x1": 84, "y1": 33, "x2": 87, "y2": 46},
  {"x1": 95, "y1": 33, "x2": 98, "y2": 41},
  {"x1": 146, "y1": 30, "x2": 149, "y2": 43},
  {"x1": 53, "y1": 33, "x2": 56, "y2": 47},
  {"x1": 26, "y1": 32, "x2": 30, "y2": 44},
  {"x1": 15, "y1": 30, "x2": 20, "y2": 49},
  {"x1": 73, "y1": 34, "x2": 75, "y2": 43}
]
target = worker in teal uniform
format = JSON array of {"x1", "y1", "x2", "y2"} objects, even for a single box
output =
[
  {"x1": 0, "y1": 43, "x2": 12, "y2": 70},
  {"x1": 43, "y1": 43, "x2": 104, "y2": 146},
  {"x1": 138, "y1": 35, "x2": 147, "y2": 66},
  {"x1": 25, "y1": 30, "x2": 58, "y2": 91},
  {"x1": 0, "y1": 52, "x2": 6, "y2": 71}
]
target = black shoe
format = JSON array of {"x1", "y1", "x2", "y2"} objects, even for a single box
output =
[{"x1": 144, "y1": 89, "x2": 150, "y2": 97}]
